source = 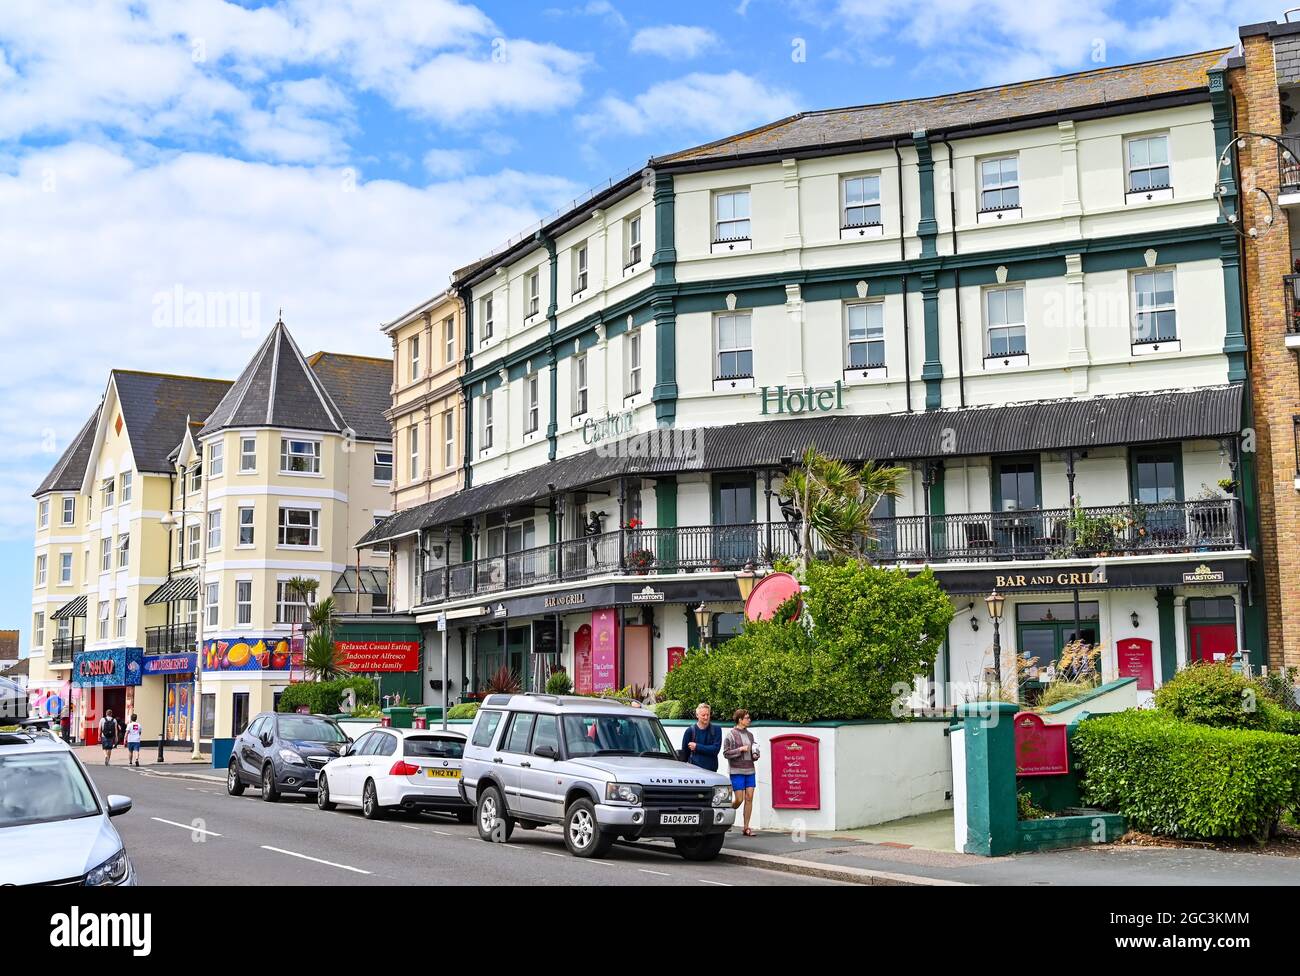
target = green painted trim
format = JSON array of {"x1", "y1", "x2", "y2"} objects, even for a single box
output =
[
  {"x1": 651, "y1": 296, "x2": 678, "y2": 426},
  {"x1": 920, "y1": 271, "x2": 942, "y2": 408},
  {"x1": 1157, "y1": 588, "x2": 1177, "y2": 682},
  {"x1": 654, "y1": 475, "x2": 678, "y2": 567},
  {"x1": 1015, "y1": 814, "x2": 1125, "y2": 852},
  {"x1": 913, "y1": 130, "x2": 939, "y2": 257},
  {"x1": 461, "y1": 286, "x2": 474, "y2": 488},
  {"x1": 929, "y1": 461, "x2": 947, "y2": 555},
  {"x1": 1041, "y1": 677, "x2": 1137, "y2": 713},
  {"x1": 652, "y1": 172, "x2": 676, "y2": 287},
  {"x1": 956, "y1": 701, "x2": 1018, "y2": 856},
  {"x1": 1219, "y1": 237, "x2": 1247, "y2": 383},
  {"x1": 1207, "y1": 69, "x2": 1237, "y2": 224}
]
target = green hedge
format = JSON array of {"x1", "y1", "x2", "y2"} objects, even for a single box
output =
[
  {"x1": 1154, "y1": 662, "x2": 1265, "y2": 729},
  {"x1": 653, "y1": 700, "x2": 685, "y2": 720},
  {"x1": 1072, "y1": 710, "x2": 1300, "y2": 840},
  {"x1": 276, "y1": 676, "x2": 379, "y2": 715},
  {"x1": 446, "y1": 702, "x2": 479, "y2": 720}
]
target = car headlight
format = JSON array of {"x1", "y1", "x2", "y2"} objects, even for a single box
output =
[
  {"x1": 604, "y1": 782, "x2": 643, "y2": 805},
  {"x1": 85, "y1": 848, "x2": 129, "y2": 886},
  {"x1": 712, "y1": 785, "x2": 734, "y2": 807},
  {"x1": 278, "y1": 748, "x2": 304, "y2": 765}
]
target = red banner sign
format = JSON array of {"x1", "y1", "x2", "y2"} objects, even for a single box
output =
[
  {"x1": 335, "y1": 640, "x2": 419, "y2": 673},
  {"x1": 591, "y1": 610, "x2": 619, "y2": 693},
  {"x1": 1116, "y1": 637, "x2": 1155, "y2": 691},
  {"x1": 770, "y1": 734, "x2": 821, "y2": 809},
  {"x1": 667, "y1": 646, "x2": 685, "y2": 671},
  {"x1": 1014, "y1": 712, "x2": 1069, "y2": 776}
]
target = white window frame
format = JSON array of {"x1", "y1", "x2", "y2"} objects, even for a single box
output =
[
  {"x1": 410, "y1": 333, "x2": 421, "y2": 382},
  {"x1": 713, "y1": 189, "x2": 751, "y2": 244},
  {"x1": 481, "y1": 294, "x2": 494, "y2": 343},
  {"x1": 59, "y1": 551, "x2": 72, "y2": 584},
  {"x1": 373, "y1": 448, "x2": 393, "y2": 484},
  {"x1": 479, "y1": 392, "x2": 495, "y2": 451},
  {"x1": 573, "y1": 241, "x2": 589, "y2": 295},
  {"x1": 99, "y1": 537, "x2": 112, "y2": 573},
  {"x1": 35, "y1": 553, "x2": 47, "y2": 587},
  {"x1": 409, "y1": 423, "x2": 421, "y2": 481},
  {"x1": 984, "y1": 285, "x2": 1028, "y2": 365},
  {"x1": 38, "y1": 498, "x2": 49, "y2": 529},
  {"x1": 841, "y1": 174, "x2": 882, "y2": 229},
  {"x1": 239, "y1": 435, "x2": 257, "y2": 473},
  {"x1": 443, "y1": 410, "x2": 455, "y2": 470},
  {"x1": 186, "y1": 523, "x2": 201, "y2": 562},
  {"x1": 714, "y1": 311, "x2": 754, "y2": 387},
  {"x1": 977, "y1": 156, "x2": 1020, "y2": 213},
  {"x1": 207, "y1": 442, "x2": 223, "y2": 479},
  {"x1": 624, "y1": 212, "x2": 642, "y2": 268},
  {"x1": 188, "y1": 461, "x2": 202, "y2": 495},
  {"x1": 845, "y1": 302, "x2": 886, "y2": 375},
  {"x1": 1125, "y1": 133, "x2": 1171, "y2": 196},
  {"x1": 117, "y1": 533, "x2": 130, "y2": 569},
  {"x1": 277, "y1": 506, "x2": 320, "y2": 548},
  {"x1": 237, "y1": 505, "x2": 255, "y2": 547},
  {"x1": 97, "y1": 600, "x2": 109, "y2": 641},
  {"x1": 279, "y1": 437, "x2": 321, "y2": 475},
  {"x1": 527, "y1": 270, "x2": 541, "y2": 317},
  {"x1": 115, "y1": 597, "x2": 128, "y2": 639},
  {"x1": 1130, "y1": 268, "x2": 1179, "y2": 352},
  {"x1": 206, "y1": 509, "x2": 222, "y2": 550},
  {"x1": 625, "y1": 330, "x2": 642, "y2": 397},
  {"x1": 572, "y1": 353, "x2": 588, "y2": 417},
  {"x1": 444, "y1": 316, "x2": 455, "y2": 364},
  {"x1": 61, "y1": 496, "x2": 75, "y2": 525},
  {"x1": 525, "y1": 373, "x2": 539, "y2": 435},
  {"x1": 275, "y1": 579, "x2": 317, "y2": 625},
  {"x1": 204, "y1": 582, "x2": 219, "y2": 629},
  {"x1": 235, "y1": 579, "x2": 253, "y2": 627},
  {"x1": 33, "y1": 611, "x2": 45, "y2": 649},
  {"x1": 101, "y1": 477, "x2": 115, "y2": 510}
]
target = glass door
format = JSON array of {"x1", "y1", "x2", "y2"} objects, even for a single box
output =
[
  {"x1": 712, "y1": 476, "x2": 757, "y2": 566},
  {"x1": 994, "y1": 456, "x2": 1040, "y2": 556}
]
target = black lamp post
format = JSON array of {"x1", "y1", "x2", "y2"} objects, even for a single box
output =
[
  {"x1": 985, "y1": 588, "x2": 1006, "y2": 690},
  {"x1": 693, "y1": 603, "x2": 713, "y2": 650}
]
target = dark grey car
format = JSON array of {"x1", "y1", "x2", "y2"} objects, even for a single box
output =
[{"x1": 226, "y1": 712, "x2": 349, "y2": 801}]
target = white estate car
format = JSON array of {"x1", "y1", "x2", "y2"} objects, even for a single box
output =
[{"x1": 316, "y1": 726, "x2": 472, "y2": 823}]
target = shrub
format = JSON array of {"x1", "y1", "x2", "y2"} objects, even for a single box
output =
[
  {"x1": 446, "y1": 702, "x2": 479, "y2": 720},
  {"x1": 653, "y1": 699, "x2": 685, "y2": 720},
  {"x1": 276, "y1": 676, "x2": 379, "y2": 714},
  {"x1": 1037, "y1": 677, "x2": 1100, "y2": 710},
  {"x1": 1154, "y1": 662, "x2": 1264, "y2": 729},
  {"x1": 481, "y1": 666, "x2": 521, "y2": 696},
  {"x1": 663, "y1": 563, "x2": 953, "y2": 722},
  {"x1": 1072, "y1": 710, "x2": 1300, "y2": 840},
  {"x1": 1018, "y1": 791, "x2": 1050, "y2": 821},
  {"x1": 545, "y1": 670, "x2": 573, "y2": 695}
]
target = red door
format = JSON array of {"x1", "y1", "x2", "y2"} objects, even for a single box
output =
[{"x1": 1189, "y1": 623, "x2": 1237, "y2": 664}]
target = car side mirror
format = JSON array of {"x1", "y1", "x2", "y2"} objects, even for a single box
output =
[
  {"x1": 106, "y1": 795, "x2": 132, "y2": 818},
  {"x1": 534, "y1": 745, "x2": 558, "y2": 760},
  {"x1": 339, "y1": 744, "x2": 351, "y2": 757},
  {"x1": 261, "y1": 733, "x2": 273, "y2": 747}
]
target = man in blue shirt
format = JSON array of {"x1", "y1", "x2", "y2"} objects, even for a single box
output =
[{"x1": 681, "y1": 702, "x2": 722, "y2": 772}]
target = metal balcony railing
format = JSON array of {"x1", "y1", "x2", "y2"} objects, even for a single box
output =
[
  {"x1": 145, "y1": 623, "x2": 196, "y2": 655},
  {"x1": 417, "y1": 499, "x2": 1242, "y2": 606},
  {"x1": 1286, "y1": 274, "x2": 1300, "y2": 336},
  {"x1": 1280, "y1": 136, "x2": 1300, "y2": 194},
  {"x1": 50, "y1": 636, "x2": 82, "y2": 663}
]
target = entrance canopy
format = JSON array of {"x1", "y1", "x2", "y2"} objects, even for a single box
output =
[
  {"x1": 144, "y1": 576, "x2": 198, "y2": 605},
  {"x1": 51, "y1": 595, "x2": 87, "y2": 620}
]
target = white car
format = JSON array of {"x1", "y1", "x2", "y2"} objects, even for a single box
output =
[{"x1": 316, "y1": 726, "x2": 472, "y2": 823}]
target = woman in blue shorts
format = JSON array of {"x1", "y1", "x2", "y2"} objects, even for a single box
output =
[{"x1": 723, "y1": 709, "x2": 759, "y2": 837}]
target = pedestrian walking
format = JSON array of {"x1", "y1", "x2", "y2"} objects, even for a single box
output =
[
  {"x1": 99, "y1": 710, "x2": 120, "y2": 766},
  {"x1": 724, "y1": 708, "x2": 760, "y2": 836},
  {"x1": 680, "y1": 702, "x2": 722, "y2": 772},
  {"x1": 124, "y1": 713, "x2": 143, "y2": 767}
]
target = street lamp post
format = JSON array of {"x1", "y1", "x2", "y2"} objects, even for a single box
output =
[
  {"x1": 161, "y1": 452, "x2": 210, "y2": 764},
  {"x1": 693, "y1": 603, "x2": 713, "y2": 651},
  {"x1": 735, "y1": 562, "x2": 759, "y2": 604},
  {"x1": 985, "y1": 587, "x2": 1006, "y2": 693}
]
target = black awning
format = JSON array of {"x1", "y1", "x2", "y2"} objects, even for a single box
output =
[
  {"x1": 144, "y1": 576, "x2": 199, "y2": 606},
  {"x1": 51, "y1": 595, "x2": 87, "y2": 620},
  {"x1": 358, "y1": 383, "x2": 1244, "y2": 546},
  {"x1": 333, "y1": 568, "x2": 389, "y2": 596}
]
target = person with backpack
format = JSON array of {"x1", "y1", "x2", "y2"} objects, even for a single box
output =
[
  {"x1": 124, "y1": 712, "x2": 143, "y2": 767},
  {"x1": 99, "y1": 709, "x2": 120, "y2": 766},
  {"x1": 680, "y1": 702, "x2": 722, "y2": 772}
]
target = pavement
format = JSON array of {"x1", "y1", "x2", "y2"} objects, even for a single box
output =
[{"x1": 91, "y1": 760, "x2": 1300, "y2": 886}]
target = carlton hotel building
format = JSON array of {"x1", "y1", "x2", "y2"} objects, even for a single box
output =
[{"x1": 360, "y1": 49, "x2": 1264, "y2": 707}]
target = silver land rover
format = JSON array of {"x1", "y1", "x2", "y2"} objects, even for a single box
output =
[{"x1": 460, "y1": 694, "x2": 736, "y2": 860}]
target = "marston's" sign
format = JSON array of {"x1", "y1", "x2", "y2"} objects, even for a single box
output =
[{"x1": 760, "y1": 381, "x2": 846, "y2": 416}]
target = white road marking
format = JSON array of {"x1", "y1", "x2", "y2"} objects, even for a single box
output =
[
  {"x1": 260, "y1": 846, "x2": 372, "y2": 875},
  {"x1": 151, "y1": 817, "x2": 222, "y2": 838},
  {"x1": 639, "y1": 869, "x2": 671, "y2": 877},
  {"x1": 698, "y1": 878, "x2": 732, "y2": 886},
  {"x1": 429, "y1": 829, "x2": 453, "y2": 836},
  {"x1": 538, "y1": 850, "x2": 566, "y2": 857}
]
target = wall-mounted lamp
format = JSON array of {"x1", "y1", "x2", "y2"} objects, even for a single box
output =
[
  {"x1": 1130, "y1": 610, "x2": 1140, "y2": 629},
  {"x1": 970, "y1": 615, "x2": 980, "y2": 633}
]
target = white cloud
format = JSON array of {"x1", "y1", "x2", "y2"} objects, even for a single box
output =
[
  {"x1": 582, "y1": 71, "x2": 799, "y2": 141},
  {"x1": 630, "y1": 25, "x2": 720, "y2": 60},
  {"x1": 0, "y1": 142, "x2": 579, "y2": 541},
  {"x1": 422, "y1": 147, "x2": 476, "y2": 177}
]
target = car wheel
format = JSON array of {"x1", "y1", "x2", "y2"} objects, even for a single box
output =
[
  {"x1": 475, "y1": 785, "x2": 514, "y2": 843},
  {"x1": 361, "y1": 780, "x2": 385, "y2": 820},
  {"x1": 564, "y1": 799, "x2": 613, "y2": 858},
  {"x1": 454, "y1": 808, "x2": 474, "y2": 825},
  {"x1": 226, "y1": 760, "x2": 245, "y2": 796},
  {"x1": 674, "y1": 834, "x2": 726, "y2": 862},
  {"x1": 316, "y1": 774, "x2": 336, "y2": 811},
  {"x1": 260, "y1": 764, "x2": 279, "y2": 802}
]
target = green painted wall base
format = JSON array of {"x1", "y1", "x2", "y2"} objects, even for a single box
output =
[{"x1": 1016, "y1": 813, "x2": 1125, "y2": 852}]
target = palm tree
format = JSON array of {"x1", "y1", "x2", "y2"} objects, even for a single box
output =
[
  {"x1": 302, "y1": 597, "x2": 348, "y2": 681},
  {"x1": 286, "y1": 576, "x2": 319, "y2": 681},
  {"x1": 779, "y1": 446, "x2": 905, "y2": 571}
]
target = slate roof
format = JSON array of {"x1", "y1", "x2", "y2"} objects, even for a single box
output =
[
  {"x1": 200, "y1": 320, "x2": 360, "y2": 438},
  {"x1": 359, "y1": 384, "x2": 1243, "y2": 546},
  {"x1": 110, "y1": 371, "x2": 232, "y2": 475},
  {"x1": 34, "y1": 406, "x2": 101, "y2": 496},
  {"x1": 307, "y1": 352, "x2": 393, "y2": 442},
  {"x1": 655, "y1": 49, "x2": 1230, "y2": 166}
]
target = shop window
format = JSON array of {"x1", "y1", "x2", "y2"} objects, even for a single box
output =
[{"x1": 200, "y1": 694, "x2": 216, "y2": 739}]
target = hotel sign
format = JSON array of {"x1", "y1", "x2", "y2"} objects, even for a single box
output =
[
  {"x1": 581, "y1": 409, "x2": 636, "y2": 445},
  {"x1": 760, "y1": 381, "x2": 845, "y2": 416}
]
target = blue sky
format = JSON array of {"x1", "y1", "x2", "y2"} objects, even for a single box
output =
[{"x1": 0, "y1": 0, "x2": 1277, "y2": 654}]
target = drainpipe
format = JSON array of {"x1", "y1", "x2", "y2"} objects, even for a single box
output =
[
  {"x1": 941, "y1": 134, "x2": 965, "y2": 408},
  {"x1": 893, "y1": 139, "x2": 905, "y2": 262}
]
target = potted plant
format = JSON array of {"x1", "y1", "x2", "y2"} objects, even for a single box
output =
[
  {"x1": 1218, "y1": 477, "x2": 1237, "y2": 496},
  {"x1": 626, "y1": 548, "x2": 656, "y2": 573}
]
